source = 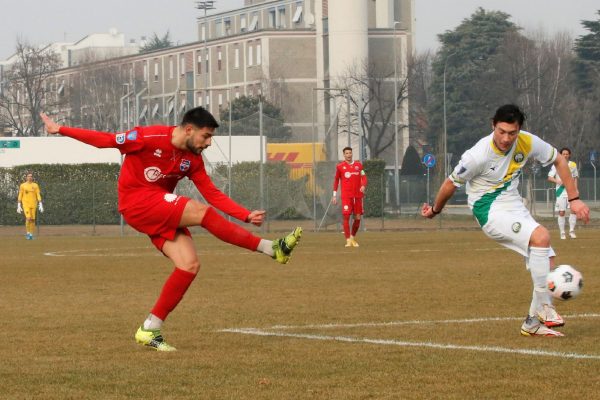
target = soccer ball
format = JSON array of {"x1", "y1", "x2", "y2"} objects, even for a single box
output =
[{"x1": 547, "y1": 265, "x2": 583, "y2": 300}]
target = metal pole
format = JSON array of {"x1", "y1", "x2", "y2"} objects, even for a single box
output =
[
  {"x1": 393, "y1": 21, "x2": 400, "y2": 208},
  {"x1": 592, "y1": 161, "x2": 597, "y2": 203},
  {"x1": 228, "y1": 92, "x2": 232, "y2": 199},
  {"x1": 346, "y1": 91, "x2": 351, "y2": 148},
  {"x1": 259, "y1": 99, "x2": 264, "y2": 222},
  {"x1": 443, "y1": 52, "x2": 457, "y2": 178},
  {"x1": 312, "y1": 89, "x2": 317, "y2": 231}
]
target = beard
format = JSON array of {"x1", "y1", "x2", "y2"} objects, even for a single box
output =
[{"x1": 186, "y1": 138, "x2": 203, "y2": 155}]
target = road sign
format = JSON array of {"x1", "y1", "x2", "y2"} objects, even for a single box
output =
[
  {"x1": 422, "y1": 153, "x2": 436, "y2": 168},
  {"x1": 0, "y1": 140, "x2": 20, "y2": 149},
  {"x1": 590, "y1": 150, "x2": 597, "y2": 163}
]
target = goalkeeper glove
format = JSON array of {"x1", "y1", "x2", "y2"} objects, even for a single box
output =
[
  {"x1": 38, "y1": 202, "x2": 44, "y2": 213},
  {"x1": 17, "y1": 203, "x2": 22, "y2": 214}
]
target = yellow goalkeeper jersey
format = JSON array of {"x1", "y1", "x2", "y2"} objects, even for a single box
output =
[{"x1": 18, "y1": 182, "x2": 42, "y2": 207}]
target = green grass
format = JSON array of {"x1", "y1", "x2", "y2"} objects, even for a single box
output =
[{"x1": 1, "y1": 228, "x2": 599, "y2": 399}]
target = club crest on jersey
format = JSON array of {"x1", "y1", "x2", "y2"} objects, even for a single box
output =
[
  {"x1": 127, "y1": 130, "x2": 138, "y2": 141},
  {"x1": 180, "y1": 159, "x2": 191, "y2": 172},
  {"x1": 511, "y1": 222, "x2": 522, "y2": 233},
  {"x1": 115, "y1": 133, "x2": 126, "y2": 144},
  {"x1": 513, "y1": 152, "x2": 524, "y2": 163},
  {"x1": 344, "y1": 171, "x2": 351, "y2": 178}
]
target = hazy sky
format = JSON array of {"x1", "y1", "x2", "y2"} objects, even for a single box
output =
[{"x1": 1, "y1": 0, "x2": 598, "y2": 60}]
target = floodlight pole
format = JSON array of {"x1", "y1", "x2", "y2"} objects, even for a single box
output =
[
  {"x1": 196, "y1": 1, "x2": 216, "y2": 91},
  {"x1": 393, "y1": 21, "x2": 401, "y2": 207}
]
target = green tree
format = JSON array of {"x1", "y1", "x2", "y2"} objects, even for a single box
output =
[
  {"x1": 219, "y1": 95, "x2": 292, "y2": 142},
  {"x1": 427, "y1": 8, "x2": 520, "y2": 164},
  {"x1": 573, "y1": 11, "x2": 600, "y2": 95},
  {"x1": 140, "y1": 31, "x2": 173, "y2": 53}
]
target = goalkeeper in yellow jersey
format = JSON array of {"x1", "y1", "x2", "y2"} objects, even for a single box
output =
[{"x1": 17, "y1": 172, "x2": 43, "y2": 240}]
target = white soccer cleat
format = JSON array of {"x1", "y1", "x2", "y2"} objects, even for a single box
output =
[
  {"x1": 536, "y1": 304, "x2": 564, "y2": 327},
  {"x1": 569, "y1": 231, "x2": 577, "y2": 239},
  {"x1": 345, "y1": 239, "x2": 352, "y2": 247},
  {"x1": 520, "y1": 315, "x2": 564, "y2": 337},
  {"x1": 560, "y1": 233, "x2": 566, "y2": 240}
]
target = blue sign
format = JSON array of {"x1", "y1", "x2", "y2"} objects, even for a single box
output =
[
  {"x1": 422, "y1": 153, "x2": 436, "y2": 168},
  {"x1": 590, "y1": 150, "x2": 597, "y2": 163}
]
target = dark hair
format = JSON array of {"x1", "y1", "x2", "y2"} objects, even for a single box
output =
[
  {"x1": 181, "y1": 106, "x2": 219, "y2": 129},
  {"x1": 342, "y1": 147, "x2": 353, "y2": 153},
  {"x1": 559, "y1": 147, "x2": 571, "y2": 155},
  {"x1": 492, "y1": 104, "x2": 526, "y2": 127}
]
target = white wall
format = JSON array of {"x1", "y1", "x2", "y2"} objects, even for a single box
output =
[{"x1": 0, "y1": 136, "x2": 263, "y2": 168}]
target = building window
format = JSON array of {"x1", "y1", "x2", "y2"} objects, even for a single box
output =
[
  {"x1": 198, "y1": 94, "x2": 203, "y2": 106},
  {"x1": 278, "y1": 6, "x2": 286, "y2": 28},
  {"x1": 169, "y1": 57, "x2": 174, "y2": 79},
  {"x1": 268, "y1": 8, "x2": 276, "y2": 28},
  {"x1": 206, "y1": 95, "x2": 210, "y2": 106},
  {"x1": 217, "y1": 48, "x2": 222, "y2": 71},
  {"x1": 249, "y1": 12, "x2": 259, "y2": 31},
  {"x1": 248, "y1": 45, "x2": 253, "y2": 66},
  {"x1": 154, "y1": 61, "x2": 159, "y2": 82},
  {"x1": 180, "y1": 56, "x2": 186, "y2": 75},
  {"x1": 293, "y1": 3, "x2": 303, "y2": 24},
  {"x1": 197, "y1": 54, "x2": 202, "y2": 74},
  {"x1": 201, "y1": 24, "x2": 206, "y2": 41},
  {"x1": 206, "y1": 53, "x2": 210, "y2": 73},
  {"x1": 240, "y1": 14, "x2": 247, "y2": 32},
  {"x1": 218, "y1": 93, "x2": 223, "y2": 106},
  {"x1": 256, "y1": 43, "x2": 262, "y2": 65},
  {"x1": 216, "y1": 20, "x2": 223, "y2": 37},
  {"x1": 224, "y1": 18, "x2": 231, "y2": 35},
  {"x1": 235, "y1": 90, "x2": 240, "y2": 99},
  {"x1": 143, "y1": 63, "x2": 148, "y2": 82},
  {"x1": 234, "y1": 47, "x2": 240, "y2": 69}
]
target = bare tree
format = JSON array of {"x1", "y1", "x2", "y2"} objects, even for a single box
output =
[
  {"x1": 68, "y1": 52, "x2": 127, "y2": 132},
  {"x1": 338, "y1": 58, "x2": 409, "y2": 159},
  {"x1": 0, "y1": 39, "x2": 62, "y2": 136}
]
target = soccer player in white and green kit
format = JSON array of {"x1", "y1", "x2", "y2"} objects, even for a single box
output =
[
  {"x1": 548, "y1": 147, "x2": 579, "y2": 239},
  {"x1": 421, "y1": 105, "x2": 589, "y2": 337}
]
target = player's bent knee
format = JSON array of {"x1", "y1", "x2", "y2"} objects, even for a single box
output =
[
  {"x1": 179, "y1": 260, "x2": 200, "y2": 274},
  {"x1": 529, "y1": 226, "x2": 550, "y2": 247}
]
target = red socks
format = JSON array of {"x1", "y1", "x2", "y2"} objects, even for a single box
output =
[
  {"x1": 151, "y1": 267, "x2": 196, "y2": 321},
  {"x1": 200, "y1": 207, "x2": 261, "y2": 251},
  {"x1": 343, "y1": 215, "x2": 351, "y2": 239},
  {"x1": 352, "y1": 219, "x2": 361, "y2": 236}
]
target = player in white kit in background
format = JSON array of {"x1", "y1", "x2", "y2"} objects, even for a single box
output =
[{"x1": 547, "y1": 147, "x2": 579, "y2": 239}]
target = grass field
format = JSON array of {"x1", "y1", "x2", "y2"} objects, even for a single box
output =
[{"x1": 1, "y1": 226, "x2": 599, "y2": 399}]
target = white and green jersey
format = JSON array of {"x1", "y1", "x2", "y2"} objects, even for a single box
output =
[
  {"x1": 449, "y1": 131, "x2": 557, "y2": 227},
  {"x1": 548, "y1": 161, "x2": 578, "y2": 199}
]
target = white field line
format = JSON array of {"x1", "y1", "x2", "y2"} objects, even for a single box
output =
[
  {"x1": 219, "y1": 328, "x2": 600, "y2": 360},
  {"x1": 265, "y1": 313, "x2": 600, "y2": 330}
]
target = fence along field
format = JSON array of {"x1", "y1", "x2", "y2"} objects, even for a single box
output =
[{"x1": 1, "y1": 227, "x2": 599, "y2": 399}]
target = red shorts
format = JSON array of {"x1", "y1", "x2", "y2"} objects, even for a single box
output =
[
  {"x1": 120, "y1": 191, "x2": 191, "y2": 251},
  {"x1": 341, "y1": 197, "x2": 364, "y2": 216}
]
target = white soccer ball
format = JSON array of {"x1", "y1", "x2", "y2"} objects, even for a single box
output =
[{"x1": 547, "y1": 265, "x2": 583, "y2": 300}]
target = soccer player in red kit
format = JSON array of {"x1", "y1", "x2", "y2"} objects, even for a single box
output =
[
  {"x1": 332, "y1": 147, "x2": 367, "y2": 247},
  {"x1": 40, "y1": 108, "x2": 302, "y2": 351}
]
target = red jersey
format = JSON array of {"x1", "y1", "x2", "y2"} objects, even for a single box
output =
[
  {"x1": 58, "y1": 125, "x2": 250, "y2": 221},
  {"x1": 333, "y1": 160, "x2": 367, "y2": 198}
]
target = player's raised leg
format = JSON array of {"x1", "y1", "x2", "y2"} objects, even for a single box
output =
[{"x1": 180, "y1": 200, "x2": 302, "y2": 264}]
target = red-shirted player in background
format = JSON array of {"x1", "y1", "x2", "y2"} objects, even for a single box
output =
[
  {"x1": 332, "y1": 147, "x2": 367, "y2": 247},
  {"x1": 41, "y1": 108, "x2": 302, "y2": 352}
]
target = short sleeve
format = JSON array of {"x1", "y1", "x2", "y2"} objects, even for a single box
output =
[
  {"x1": 531, "y1": 135, "x2": 557, "y2": 167},
  {"x1": 449, "y1": 151, "x2": 480, "y2": 187}
]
